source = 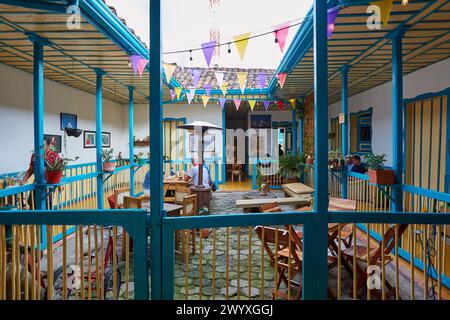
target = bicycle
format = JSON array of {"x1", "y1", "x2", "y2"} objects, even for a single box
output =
[{"x1": 53, "y1": 226, "x2": 122, "y2": 300}]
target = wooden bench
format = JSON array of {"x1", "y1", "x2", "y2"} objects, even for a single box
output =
[
  {"x1": 282, "y1": 183, "x2": 314, "y2": 198},
  {"x1": 236, "y1": 196, "x2": 310, "y2": 211}
]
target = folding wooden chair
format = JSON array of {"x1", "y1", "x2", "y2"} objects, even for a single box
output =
[
  {"x1": 179, "y1": 194, "x2": 198, "y2": 257},
  {"x1": 341, "y1": 224, "x2": 408, "y2": 299},
  {"x1": 114, "y1": 187, "x2": 130, "y2": 209},
  {"x1": 174, "y1": 186, "x2": 190, "y2": 205},
  {"x1": 259, "y1": 202, "x2": 283, "y2": 213},
  {"x1": 121, "y1": 196, "x2": 143, "y2": 259}
]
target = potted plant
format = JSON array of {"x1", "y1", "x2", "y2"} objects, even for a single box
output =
[
  {"x1": 279, "y1": 152, "x2": 307, "y2": 183},
  {"x1": 44, "y1": 156, "x2": 79, "y2": 184},
  {"x1": 366, "y1": 153, "x2": 395, "y2": 185},
  {"x1": 102, "y1": 148, "x2": 116, "y2": 173}
]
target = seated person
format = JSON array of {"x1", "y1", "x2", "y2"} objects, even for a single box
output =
[
  {"x1": 143, "y1": 170, "x2": 151, "y2": 197},
  {"x1": 350, "y1": 155, "x2": 366, "y2": 174},
  {"x1": 184, "y1": 159, "x2": 212, "y2": 188}
]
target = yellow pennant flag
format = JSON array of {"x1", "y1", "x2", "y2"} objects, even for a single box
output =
[
  {"x1": 174, "y1": 87, "x2": 182, "y2": 100},
  {"x1": 202, "y1": 95, "x2": 210, "y2": 108},
  {"x1": 163, "y1": 63, "x2": 177, "y2": 82},
  {"x1": 233, "y1": 33, "x2": 251, "y2": 61},
  {"x1": 221, "y1": 82, "x2": 228, "y2": 96},
  {"x1": 371, "y1": 0, "x2": 393, "y2": 25},
  {"x1": 237, "y1": 72, "x2": 248, "y2": 94},
  {"x1": 248, "y1": 100, "x2": 256, "y2": 111},
  {"x1": 290, "y1": 99, "x2": 296, "y2": 108}
]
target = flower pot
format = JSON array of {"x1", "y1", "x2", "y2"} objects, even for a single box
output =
[
  {"x1": 138, "y1": 158, "x2": 146, "y2": 166},
  {"x1": 200, "y1": 228, "x2": 210, "y2": 239},
  {"x1": 46, "y1": 171, "x2": 63, "y2": 184},
  {"x1": 103, "y1": 162, "x2": 116, "y2": 173},
  {"x1": 368, "y1": 169, "x2": 395, "y2": 185}
]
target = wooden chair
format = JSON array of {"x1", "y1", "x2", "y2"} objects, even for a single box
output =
[
  {"x1": 231, "y1": 164, "x2": 243, "y2": 183},
  {"x1": 114, "y1": 187, "x2": 130, "y2": 209},
  {"x1": 259, "y1": 202, "x2": 283, "y2": 213},
  {"x1": 179, "y1": 194, "x2": 198, "y2": 256},
  {"x1": 121, "y1": 196, "x2": 143, "y2": 260},
  {"x1": 175, "y1": 186, "x2": 190, "y2": 205},
  {"x1": 341, "y1": 224, "x2": 408, "y2": 299}
]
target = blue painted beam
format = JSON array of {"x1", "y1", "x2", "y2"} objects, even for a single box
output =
[
  {"x1": 0, "y1": 0, "x2": 68, "y2": 13},
  {"x1": 95, "y1": 69, "x2": 105, "y2": 209},
  {"x1": 340, "y1": 65, "x2": 350, "y2": 199},
  {"x1": 390, "y1": 29, "x2": 406, "y2": 212},
  {"x1": 292, "y1": 109, "x2": 297, "y2": 154},
  {"x1": 128, "y1": 86, "x2": 135, "y2": 196},
  {"x1": 149, "y1": 0, "x2": 163, "y2": 300},
  {"x1": 302, "y1": 0, "x2": 329, "y2": 300},
  {"x1": 30, "y1": 35, "x2": 46, "y2": 211}
]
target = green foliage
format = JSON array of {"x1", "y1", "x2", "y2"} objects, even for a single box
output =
[
  {"x1": 102, "y1": 148, "x2": 114, "y2": 162},
  {"x1": 328, "y1": 149, "x2": 345, "y2": 171},
  {"x1": 366, "y1": 153, "x2": 387, "y2": 170},
  {"x1": 44, "y1": 155, "x2": 79, "y2": 172},
  {"x1": 279, "y1": 152, "x2": 307, "y2": 178},
  {"x1": 293, "y1": 99, "x2": 305, "y2": 120}
]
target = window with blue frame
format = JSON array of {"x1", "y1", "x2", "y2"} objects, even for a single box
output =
[{"x1": 350, "y1": 108, "x2": 373, "y2": 154}]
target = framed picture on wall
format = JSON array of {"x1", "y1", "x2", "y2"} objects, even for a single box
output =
[
  {"x1": 102, "y1": 132, "x2": 111, "y2": 148},
  {"x1": 60, "y1": 113, "x2": 77, "y2": 130},
  {"x1": 83, "y1": 130, "x2": 96, "y2": 148},
  {"x1": 44, "y1": 134, "x2": 62, "y2": 153}
]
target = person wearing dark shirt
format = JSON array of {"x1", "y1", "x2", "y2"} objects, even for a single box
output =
[{"x1": 350, "y1": 155, "x2": 366, "y2": 174}]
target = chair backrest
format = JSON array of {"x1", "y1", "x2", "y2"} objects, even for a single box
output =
[
  {"x1": 175, "y1": 186, "x2": 190, "y2": 205},
  {"x1": 371, "y1": 224, "x2": 408, "y2": 264},
  {"x1": 260, "y1": 202, "x2": 282, "y2": 213},
  {"x1": 114, "y1": 188, "x2": 130, "y2": 207},
  {"x1": 123, "y1": 196, "x2": 143, "y2": 209},
  {"x1": 182, "y1": 194, "x2": 197, "y2": 216}
]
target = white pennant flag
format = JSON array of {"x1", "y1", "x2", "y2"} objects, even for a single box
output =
[
  {"x1": 186, "y1": 90, "x2": 196, "y2": 104},
  {"x1": 163, "y1": 63, "x2": 177, "y2": 82},
  {"x1": 215, "y1": 72, "x2": 224, "y2": 89}
]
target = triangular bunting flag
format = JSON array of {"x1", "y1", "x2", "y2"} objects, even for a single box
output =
[
  {"x1": 174, "y1": 87, "x2": 182, "y2": 100},
  {"x1": 163, "y1": 63, "x2": 177, "y2": 82},
  {"x1": 137, "y1": 58, "x2": 148, "y2": 77},
  {"x1": 274, "y1": 22, "x2": 290, "y2": 53},
  {"x1": 277, "y1": 73, "x2": 287, "y2": 89},
  {"x1": 202, "y1": 95, "x2": 210, "y2": 108},
  {"x1": 278, "y1": 100, "x2": 284, "y2": 110},
  {"x1": 130, "y1": 55, "x2": 141, "y2": 76},
  {"x1": 248, "y1": 100, "x2": 256, "y2": 111},
  {"x1": 221, "y1": 82, "x2": 228, "y2": 96},
  {"x1": 204, "y1": 84, "x2": 212, "y2": 96},
  {"x1": 192, "y1": 69, "x2": 202, "y2": 88},
  {"x1": 371, "y1": 0, "x2": 393, "y2": 25},
  {"x1": 263, "y1": 101, "x2": 271, "y2": 111},
  {"x1": 186, "y1": 90, "x2": 195, "y2": 104},
  {"x1": 290, "y1": 99, "x2": 296, "y2": 108},
  {"x1": 233, "y1": 33, "x2": 251, "y2": 61},
  {"x1": 234, "y1": 99, "x2": 241, "y2": 111},
  {"x1": 327, "y1": 7, "x2": 340, "y2": 38},
  {"x1": 258, "y1": 73, "x2": 267, "y2": 89},
  {"x1": 201, "y1": 41, "x2": 217, "y2": 67},
  {"x1": 170, "y1": 89, "x2": 176, "y2": 101},
  {"x1": 237, "y1": 72, "x2": 248, "y2": 94},
  {"x1": 218, "y1": 98, "x2": 227, "y2": 109},
  {"x1": 215, "y1": 72, "x2": 224, "y2": 89}
]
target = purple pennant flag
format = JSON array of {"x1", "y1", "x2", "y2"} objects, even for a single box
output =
[
  {"x1": 258, "y1": 73, "x2": 268, "y2": 89},
  {"x1": 201, "y1": 40, "x2": 217, "y2": 67},
  {"x1": 327, "y1": 7, "x2": 340, "y2": 38},
  {"x1": 218, "y1": 98, "x2": 227, "y2": 109},
  {"x1": 192, "y1": 69, "x2": 202, "y2": 88},
  {"x1": 130, "y1": 55, "x2": 142, "y2": 76},
  {"x1": 204, "y1": 84, "x2": 212, "y2": 96},
  {"x1": 263, "y1": 100, "x2": 271, "y2": 111},
  {"x1": 170, "y1": 89, "x2": 176, "y2": 100}
]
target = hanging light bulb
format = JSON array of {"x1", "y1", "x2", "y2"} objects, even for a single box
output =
[
  {"x1": 227, "y1": 43, "x2": 231, "y2": 54},
  {"x1": 402, "y1": 0, "x2": 408, "y2": 5},
  {"x1": 274, "y1": 30, "x2": 278, "y2": 43},
  {"x1": 189, "y1": 50, "x2": 193, "y2": 61}
]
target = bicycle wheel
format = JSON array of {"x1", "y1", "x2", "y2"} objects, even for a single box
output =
[
  {"x1": 53, "y1": 265, "x2": 73, "y2": 300},
  {"x1": 103, "y1": 266, "x2": 122, "y2": 300}
]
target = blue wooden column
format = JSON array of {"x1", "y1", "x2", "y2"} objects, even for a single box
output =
[
  {"x1": 95, "y1": 69, "x2": 105, "y2": 209},
  {"x1": 390, "y1": 29, "x2": 405, "y2": 212},
  {"x1": 302, "y1": 0, "x2": 329, "y2": 300},
  {"x1": 221, "y1": 106, "x2": 226, "y2": 184},
  {"x1": 30, "y1": 34, "x2": 47, "y2": 211},
  {"x1": 341, "y1": 65, "x2": 350, "y2": 199},
  {"x1": 292, "y1": 108, "x2": 297, "y2": 154},
  {"x1": 128, "y1": 86, "x2": 135, "y2": 196},
  {"x1": 150, "y1": 0, "x2": 164, "y2": 299}
]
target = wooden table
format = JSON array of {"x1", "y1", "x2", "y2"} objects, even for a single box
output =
[
  {"x1": 236, "y1": 196, "x2": 311, "y2": 210},
  {"x1": 282, "y1": 183, "x2": 314, "y2": 197},
  {"x1": 163, "y1": 178, "x2": 189, "y2": 203},
  {"x1": 142, "y1": 201, "x2": 183, "y2": 217}
]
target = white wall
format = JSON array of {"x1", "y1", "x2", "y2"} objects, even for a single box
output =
[
  {"x1": 329, "y1": 57, "x2": 450, "y2": 166},
  {"x1": 0, "y1": 63, "x2": 126, "y2": 174}
]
